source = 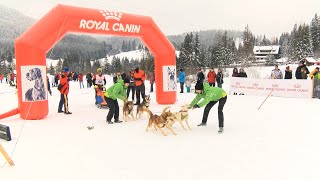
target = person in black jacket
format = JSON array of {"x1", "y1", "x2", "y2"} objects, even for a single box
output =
[
  {"x1": 196, "y1": 67, "x2": 205, "y2": 83},
  {"x1": 295, "y1": 60, "x2": 309, "y2": 79},
  {"x1": 238, "y1": 68, "x2": 247, "y2": 78},
  {"x1": 216, "y1": 68, "x2": 224, "y2": 88},
  {"x1": 284, "y1": 66, "x2": 292, "y2": 79}
]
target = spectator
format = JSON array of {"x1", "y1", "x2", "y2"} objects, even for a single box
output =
[
  {"x1": 295, "y1": 60, "x2": 309, "y2": 79},
  {"x1": 232, "y1": 68, "x2": 239, "y2": 77},
  {"x1": 58, "y1": 67, "x2": 72, "y2": 114},
  {"x1": 133, "y1": 67, "x2": 146, "y2": 105},
  {"x1": 178, "y1": 68, "x2": 185, "y2": 93},
  {"x1": 232, "y1": 68, "x2": 239, "y2": 95},
  {"x1": 47, "y1": 75, "x2": 52, "y2": 96},
  {"x1": 127, "y1": 69, "x2": 136, "y2": 101},
  {"x1": 309, "y1": 67, "x2": 320, "y2": 80},
  {"x1": 207, "y1": 67, "x2": 216, "y2": 87},
  {"x1": 78, "y1": 73, "x2": 84, "y2": 89},
  {"x1": 185, "y1": 77, "x2": 191, "y2": 93},
  {"x1": 271, "y1": 65, "x2": 283, "y2": 79},
  {"x1": 238, "y1": 68, "x2": 247, "y2": 78},
  {"x1": 113, "y1": 72, "x2": 122, "y2": 84},
  {"x1": 149, "y1": 71, "x2": 155, "y2": 93},
  {"x1": 196, "y1": 67, "x2": 205, "y2": 83},
  {"x1": 216, "y1": 68, "x2": 224, "y2": 88},
  {"x1": 284, "y1": 66, "x2": 292, "y2": 79},
  {"x1": 0, "y1": 74, "x2": 4, "y2": 83},
  {"x1": 86, "y1": 72, "x2": 93, "y2": 88},
  {"x1": 301, "y1": 67, "x2": 308, "y2": 79}
]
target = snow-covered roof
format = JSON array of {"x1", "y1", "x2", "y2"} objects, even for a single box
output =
[
  {"x1": 304, "y1": 57, "x2": 317, "y2": 63},
  {"x1": 253, "y1": 45, "x2": 280, "y2": 55}
]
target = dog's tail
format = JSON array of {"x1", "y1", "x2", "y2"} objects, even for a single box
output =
[{"x1": 161, "y1": 106, "x2": 171, "y2": 114}]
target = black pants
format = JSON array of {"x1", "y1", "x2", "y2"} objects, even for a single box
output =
[
  {"x1": 58, "y1": 94, "x2": 70, "y2": 112},
  {"x1": 105, "y1": 97, "x2": 119, "y2": 122},
  {"x1": 150, "y1": 84, "x2": 154, "y2": 92},
  {"x1": 127, "y1": 86, "x2": 136, "y2": 101},
  {"x1": 209, "y1": 82, "x2": 215, "y2": 87},
  {"x1": 201, "y1": 96, "x2": 227, "y2": 127},
  {"x1": 217, "y1": 83, "x2": 222, "y2": 88},
  {"x1": 135, "y1": 84, "x2": 145, "y2": 103},
  {"x1": 180, "y1": 82, "x2": 184, "y2": 93}
]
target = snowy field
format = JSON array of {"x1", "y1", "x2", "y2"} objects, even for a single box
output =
[{"x1": 0, "y1": 68, "x2": 320, "y2": 180}]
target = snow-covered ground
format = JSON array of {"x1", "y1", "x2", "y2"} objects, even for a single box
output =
[{"x1": 0, "y1": 68, "x2": 320, "y2": 180}]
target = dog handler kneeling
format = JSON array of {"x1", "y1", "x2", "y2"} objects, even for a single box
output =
[
  {"x1": 189, "y1": 81, "x2": 227, "y2": 133},
  {"x1": 58, "y1": 67, "x2": 72, "y2": 114},
  {"x1": 104, "y1": 78, "x2": 130, "y2": 124}
]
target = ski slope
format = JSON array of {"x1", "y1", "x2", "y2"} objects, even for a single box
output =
[{"x1": 0, "y1": 70, "x2": 319, "y2": 180}]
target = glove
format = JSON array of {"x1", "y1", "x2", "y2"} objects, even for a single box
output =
[{"x1": 192, "y1": 104, "x2": 199, "y2": 109}]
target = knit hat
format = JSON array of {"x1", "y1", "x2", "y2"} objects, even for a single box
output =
[
  {"x1": 63, "y1": 67, "x2": 69, "y2": 72},
  {"x1": 195, "y1": 81, "x2": 203, "y2": 90},
  {"x1": 123, "y1": 77, "x2": 130, "y2": 84}
]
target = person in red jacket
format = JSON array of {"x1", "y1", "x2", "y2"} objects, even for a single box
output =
[
  {"x1": 78, "y1": 73, "x2": 84, "y2": 89},
  {"x1": 133, "y1": 67, "x2": 146, "y2": 105},
  {"x1": 207, "y1": 67, "x2": 216, "y2": 87},
  {"x1": 58, "y1": 67, "x2": 72, "y2": 114}
]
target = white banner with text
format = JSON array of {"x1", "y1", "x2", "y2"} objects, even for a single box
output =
[{"x1": 229, "y1": 77, "x2": 313, "y2": 98}]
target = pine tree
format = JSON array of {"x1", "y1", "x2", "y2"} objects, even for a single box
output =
[
  {"x1": 242, "y1": 25, "x2": 255, "y2": 66},
  {"x1": 310, "y1": 14, "x2": 320, "y2": 58},
  {"x1": 194, "y1": 34, "x2": 201, "y2": 67}
]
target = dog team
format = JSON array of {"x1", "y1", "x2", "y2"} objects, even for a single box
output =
[{"x1": 56, "y1": 66, "x2": 227, "y2": 135}]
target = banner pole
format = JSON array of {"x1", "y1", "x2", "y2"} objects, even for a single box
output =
[{"x1": 258, "y1": 89, "x2": 274, "y2": 110}]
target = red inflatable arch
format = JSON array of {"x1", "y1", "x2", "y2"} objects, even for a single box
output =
[{"x1": 0, "y1": 4, "x2": 176, "y2": 120}]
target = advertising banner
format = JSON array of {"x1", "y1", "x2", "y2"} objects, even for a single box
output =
[{"x1": 230, "y1": 77, "x2": 313, "y2": 98}]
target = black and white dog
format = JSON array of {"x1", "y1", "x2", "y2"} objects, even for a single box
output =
[
  {"x1": 167, "y1": 67, "x2": 176, "y2": 90},
  {"x1": 25, "y1": 68, "x2": 46, "y2": 101}
]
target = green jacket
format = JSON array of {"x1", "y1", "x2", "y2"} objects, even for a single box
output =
[
  {"x1": 314, "y1": 72, "x2": 320, "y2": 80},
  {"x1": 104, "y1": 79, "x2": 127, "y2": 100},
  {"x1": 190, "y1": 83, "x2": 227, "y2": 108}
]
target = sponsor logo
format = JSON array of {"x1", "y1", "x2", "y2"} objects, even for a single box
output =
[
  {"x1": 99, "y1": 10, "x2": 122, "y2": 21},
  {"x1": 293, "y1": 84, "x2": 301, "y2": 88},
  {"x1": 236, "y1": 82, "x2": 240, "y2": 85},
  {"x1": 272, "y1": 84, "x2": 279, "y2": 88},
  {"x1": 79, "y1": 10, "x2": 141, "y2": 34},
  {"x1": 252, "y1": 83, "x2": 259, "y2": 87}
]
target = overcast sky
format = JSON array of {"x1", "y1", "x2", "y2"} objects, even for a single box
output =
[{"x1": 1, "y1": 0, "x2": 320, "y2": 38}]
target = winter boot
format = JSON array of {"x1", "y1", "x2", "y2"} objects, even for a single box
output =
[
  {"x1": 218, "y1": 127, "x2": 224, "y2": 133},
  {"x1": 197, "y1": 123, "x2": 207, "y2": 126},
  {"x1": 114, "y1": 119, "x2": 122, "y2": 123}
]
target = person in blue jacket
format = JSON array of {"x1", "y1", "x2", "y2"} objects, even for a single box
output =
[{"x1": 178, "y1": 68, "x2": 185, "y2": 93}]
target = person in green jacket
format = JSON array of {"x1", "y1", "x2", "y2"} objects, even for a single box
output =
[
  {"x1": 104, "y1": 78, "x2": 130, "y2": 124},
  {"x1": 190, "y1": 81, "x2": 227, "y2": 133}
]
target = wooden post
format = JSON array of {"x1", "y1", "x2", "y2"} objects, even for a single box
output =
[{"x1": 0, "y1": 144, "x2": 14, "y2": 166}]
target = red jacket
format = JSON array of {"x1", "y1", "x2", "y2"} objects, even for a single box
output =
[
  {"x1": 134, "y1": 69, "x2": 146, "y2": 86},
  {"x1": 59, "y1": 74, "x2": 69, "y2": 94},
  {"x1": 78, "y1": 74, "x2": 83, "y2": 81},
  {"x1": 207, "y1": 71, "x2": 216, "y2": 83}
]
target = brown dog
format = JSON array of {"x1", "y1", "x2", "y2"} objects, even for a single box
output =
[
  {"x1": 171, "y1": 105, "x2": 191, "y2": 130},
  {"x1": 144, "y1": 106, "x2": 177, "y2": 136},
  {"x1": 136, "y1": 95, "x2": 151, "y2": 119},
  {"x1": 123, "y1": 101, "x2": 135, "y2": 122}
]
